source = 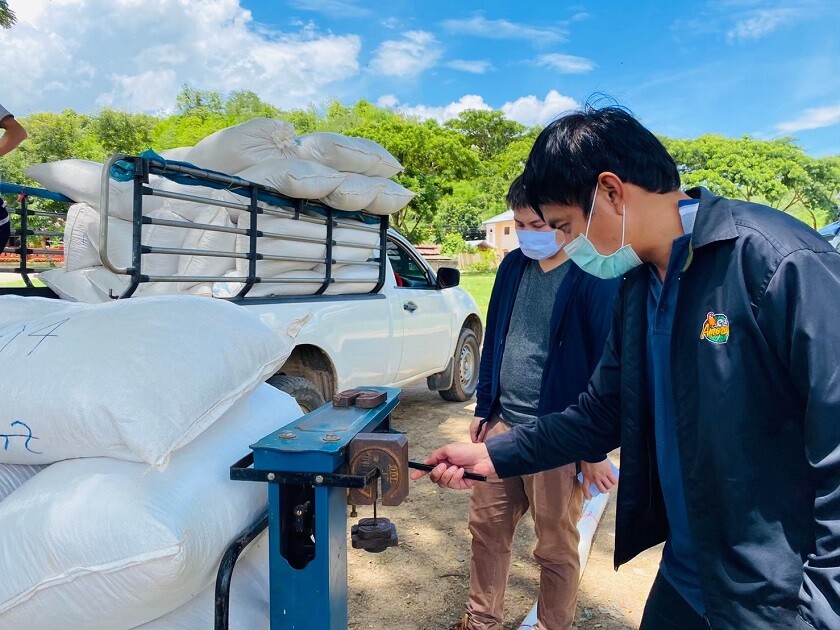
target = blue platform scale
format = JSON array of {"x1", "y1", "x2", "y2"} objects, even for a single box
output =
[{"x1": 232, "y1": 386, "x2": 401, "y2": 630}]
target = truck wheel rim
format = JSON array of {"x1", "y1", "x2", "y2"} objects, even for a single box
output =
[{"x1": 459, "y1": 344, "x2": 475, "y2": 388}]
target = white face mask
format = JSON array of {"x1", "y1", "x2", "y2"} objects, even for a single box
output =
[
  {"x1": 516, "y1": 228, "x2": 564, "y2": 260},
  {"x1": 564, "y1": 185, "x2": 643, "y2": 279}
]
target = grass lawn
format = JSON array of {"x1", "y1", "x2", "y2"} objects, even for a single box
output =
[
  {"x1": 0, "y1": 278, "x2": 45, "y2": 288},
  {"x1": 459, "y1": 271, "x2": 496, "y2": 320}
]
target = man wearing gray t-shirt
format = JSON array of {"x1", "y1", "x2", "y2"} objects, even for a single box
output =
[
  {"x1": 457, "y1": 176, "x2": 620, "y2": 630},
  {"x1": 0, "y1": 103, "x2": 27, "y2": 253}
]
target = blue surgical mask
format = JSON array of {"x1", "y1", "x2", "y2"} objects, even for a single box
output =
[
  {"x1": 516, "y1": 228, "x2": 564, "y2": 260},
  {"x1": 564, "y1": 185, "x2": 643, "y2": 279}
]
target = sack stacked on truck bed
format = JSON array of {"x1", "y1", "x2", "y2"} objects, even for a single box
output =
[
  {"x1": 0, "y1": 295, "x2": 298, "y2": 628},
  {"x1": 25, "y1": 119, "x2": 408, "y2": 301}
]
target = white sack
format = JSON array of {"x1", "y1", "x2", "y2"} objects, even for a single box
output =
[
  {"x1": 0, "y1": 295, "x2": 72, "y2": 328},
  {"x1": 62, "y1": 203, "x2": 187, "y2": 276},
  {"x1": 135, "y1": 531, "x2": 269, "y2": 630},
  {"x1": 176, "y1": 206, "x2": 237, "y2": 288},
  {"x1": 319, "y1": 174, "x2": 384, "y2": 212},
  {"x1": 185, "y1": 118, "x2": 298, "y2": 174},
  {"x1": 25, "y1": 160, "x2": 164, "y2": 221},
  {"x1": 62, "y1": 203, "x2": 101, "y2": 270},
  {"x1": 213, "y1": 269, "x2": 325, "y2": 299},
  {"x1": 0, "y1": 295, "x2": 294, "y2": 466},
  {"x1": 233, "y1": 215, "x2": 379, "y2": 278},
  {"x1": 0, "y1": 464, "x2": 46, "y2": 503},
  {"x1": 315, "y1": 263, "x2": 379, "y2": 295},
  {"x1": 365, "y1": 177, "x2": 415, "y2": 216},
  {"x1": 154, "y1": 181, "x2": 231, "y2": 222},
  {"x1": 297, "y1": 132, "x2": 402, "y2": 178},
  {"x1": 37, "y1": 268, "x2": 107, "y2": 303},
  {"x1": 79, "y1": 267, "x2": 213, "y2": 300},
  {"x1": 0, "y1": 385, "x2": 299, "y2": 630},
  {"x1": 237, "y1": 159, "x2": 346, "y2": 200}
]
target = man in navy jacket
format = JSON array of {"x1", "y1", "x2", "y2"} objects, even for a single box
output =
[
  {"x1": 413, "y1": 106, "x2": 840, "y2": 629},
  {"x1": 460, "y1": 176, "x2": 619, "y2": 630}
]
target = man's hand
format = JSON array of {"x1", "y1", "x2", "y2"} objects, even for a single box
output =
[
  {"x1": 469, "y1": 417, "x2": 492, "y2": 443},
  {"x1": 409, "y1": 442, "x2": 496, "y2": 489},
  {"x1": 580, "y1": 458, "x2": 618, "y2": 500}
]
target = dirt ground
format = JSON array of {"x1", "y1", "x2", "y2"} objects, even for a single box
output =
[{"x1": 347, "y1": 383, "x2": 663, "y2": 630}]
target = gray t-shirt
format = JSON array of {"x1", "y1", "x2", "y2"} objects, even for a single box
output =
[
  {"x1": 499, "y1": 259, "x2": 570, "y2": 426},
  {"x1": 0, "y1": 103, "x2": 11, "y2": 122}
]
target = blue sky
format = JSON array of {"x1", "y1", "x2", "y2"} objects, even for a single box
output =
[{"x1": 1, "y1": 0, "x2": 838, "y2": 155}]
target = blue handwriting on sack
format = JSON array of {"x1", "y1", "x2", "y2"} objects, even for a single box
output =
[{"x1": 1, "y1": 420, "x2": 42, "y2": 454}]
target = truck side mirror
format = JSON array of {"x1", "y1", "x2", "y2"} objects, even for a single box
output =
[{"x1": 436, "y1": 267, "x2": 460, "y2": 289}]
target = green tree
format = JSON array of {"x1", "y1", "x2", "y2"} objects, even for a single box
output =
[
  {"x1": 175, "y1": 85, "x2": 224, "y2": 118},
  {"x1": 16, "y1": 110, "x2": 104, "y2": 163},
  {"x1": 0, "y1": 0, "x2": 15, "y2": 28},
  {"x1": 279, "y1": 107, "x2": 318, "y2": 134},
  {"x1": 665, "y1": 135, "x2": 840, "y2": 228},
  {"x1": 91, "y1": 109, "x2": 157, "y2": 156},
  {"x1": 225, "y1": 91, "x2": 281, "y2": 121},
  {"x1": 445, "y1": 110, "x2": 526, "y2": 161},
  {"x1": 440, "y1": 233, "x2": 467, "y2": 256}
]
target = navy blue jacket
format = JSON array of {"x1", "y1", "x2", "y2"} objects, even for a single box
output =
[
  {"x1": 487, "y1": 188, "x2": 840, "y2": 629},
  {"x1": 475, "y1": 248, "x2": 620, "y2": 430}
]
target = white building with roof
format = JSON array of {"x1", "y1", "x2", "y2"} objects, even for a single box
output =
[{"x1": 481, "y1": 210, "x2": 517, "y2": 258}]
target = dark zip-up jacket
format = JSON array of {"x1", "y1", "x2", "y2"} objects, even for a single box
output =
[
  {"x1": 486, "y1": 188, "x2": 840, "y2": 629},
  {"x1": 475, "y1": 248, "x2": 619, "y2": 427}
]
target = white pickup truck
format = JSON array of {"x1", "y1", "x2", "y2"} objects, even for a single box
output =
[{"x1": 0, "y1": 161, "x2": 484, "y2": 412}]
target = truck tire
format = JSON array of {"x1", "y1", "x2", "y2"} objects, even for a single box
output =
[
  {"x1": 439, "y1": 328, "x2": 480, "y2": 402},
  {"x1": 267, "y1": 375, "x2": 326, "y2": 414}
]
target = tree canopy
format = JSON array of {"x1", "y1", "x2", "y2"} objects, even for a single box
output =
[
  {"x1": 0, "y1": 0, "x2": 15, "y2": 29},
  {"x1": 1, "y1": 86, "x2": 837, "y2": 243}
]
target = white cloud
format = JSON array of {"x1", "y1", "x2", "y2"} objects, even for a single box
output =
[
  {"x1": 370, "y1": 31, "x2": 442, "y2": 78},
  {"x1": 392, "y1": 95, "x2": 493, "y2": 123},
  {"x1": 0, "y1": 0, "x2": 362, "y2": 115},
  {"x1": 727, "y1": 8, "x2": 796, "y2": 41},
  {"x1": 287, "y1": 0, "x2": 371, "y2": 18},
  {"x1": 501, "y1": 91, "x2": 579, "y2": 126},
  {"x1": 445, "y1": 59, "x2": 495, "y2": 74},
  {"x1": 98, "y1": 69, "x2": 180, "y2": 112},
  {"x1": 535, "y1": 53, "x2": 595, "y2": 73},
  {"x1": 441, "y1": 13, "x2": 565, "y2": 44},
  {"x1": 376, "y1": 94, "x2": 400, "y2": 108},
  {"x1": 776, "y1": 104, "x2": 840, "y2": 133},
  {"x1": 383, "y1": 90, "x2": 578, "y2": 127},
  {"x1": 379, "y1": 17, "x2": 401, "y2": 30}
]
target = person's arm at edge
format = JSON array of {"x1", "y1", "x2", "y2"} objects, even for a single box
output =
[
  {"x1": 758, "y1": 249, "x2": 840, "y2": 630},
  {"x1": 0, "y1": 115, "x2": 27, "y2": 157}
]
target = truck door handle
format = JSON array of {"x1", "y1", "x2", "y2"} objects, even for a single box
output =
[{"x1": 403, "y1": 301, "x2": 418, "y2": 313}]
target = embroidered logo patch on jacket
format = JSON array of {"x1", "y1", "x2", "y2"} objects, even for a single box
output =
[{"x1": 700, "y1": 312, "x2": 730, "y2": 344}]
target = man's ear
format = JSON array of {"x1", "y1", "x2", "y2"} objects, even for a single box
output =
[{"x1": 596, "y1": 172, "x2": 626, "y2": 216}]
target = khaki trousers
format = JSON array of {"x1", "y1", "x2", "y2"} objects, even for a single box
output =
[{"x1": 466, "y1": 421, "x2": 583, "y2": 630}]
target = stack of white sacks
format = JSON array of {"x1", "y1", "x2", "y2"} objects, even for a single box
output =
[
  {"x1": 0, "y1": 293, "x2": 304, "y2": 628},
  {"x1": 25, "y1": 118, "x2": 415, "y2": 302}
]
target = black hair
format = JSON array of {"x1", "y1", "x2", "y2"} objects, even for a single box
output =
[
  {"x1": 505, "y1": 173, "x2": 529, "y2": 210},
  {"x1": 522, "y1": 104, "x2": 680, "y2": 216}
]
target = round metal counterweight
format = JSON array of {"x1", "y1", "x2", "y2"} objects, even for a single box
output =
[{"x1": 351, "y1": 517, "x2": 399, "y2": 553}]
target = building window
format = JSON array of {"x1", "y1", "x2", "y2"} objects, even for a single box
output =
[{"x1": 503, "y1": 226, "x2": 510, "y2": 235}]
